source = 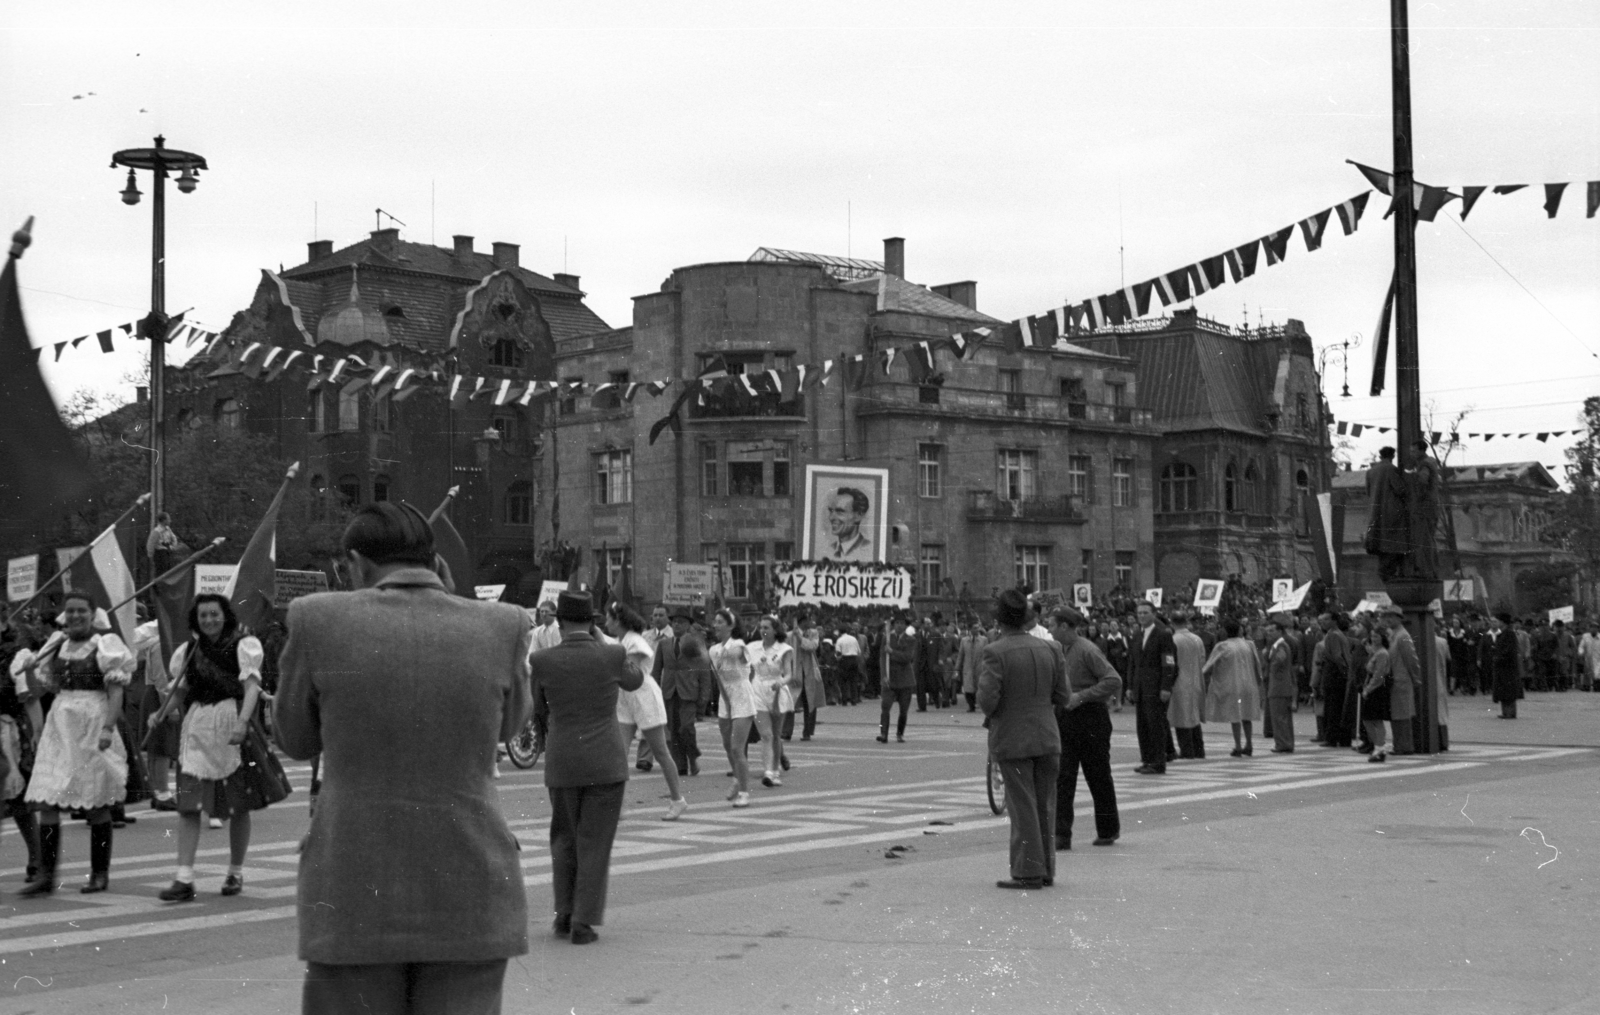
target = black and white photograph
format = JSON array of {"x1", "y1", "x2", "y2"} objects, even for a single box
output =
[{"x1": 1, "y1": 2, "x2": 1597, "y2": 1013}]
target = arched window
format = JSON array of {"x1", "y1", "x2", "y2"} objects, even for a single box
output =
[
  {"x1": 336, "y1": 474, "x2": 361, "y2": 506},
  {"x1": 1223, "y1": 461, "x2": 1238, "y2": 512},
  {"x1": 309, "y1": 390, "x2": 326, "y2": 432},
  {"x1": 1243, "y1": 460, "x2": 1260, "y2": 514},
  {"x1": 1159, "y1": 462, "x2": 1199, "y2": 513},
  {"x1": 372, "y1": 475, "x2": 391, "y2": 503},
  {"x1": 215, "y1": 398, "x2": 240, "y2": 430},
  {"x1": 506, "y1": 480, "x2": 533, "y2": 526}
]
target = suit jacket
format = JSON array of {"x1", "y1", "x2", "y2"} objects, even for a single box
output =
[
  {"x1": 532, "y1": 630, "x2": 642, "y2": 788},
  {"x1": 651, "y1": 630, "x2": 715, "y2": 705},
  {"x1": 1266, "y1": 638, "x2": 1297, "y2": 699},
  {"x1": 886, "y1": 631, "x2": 919, "y2": 690},
  {"x1": 1480, "y1": 628, "x2": 1522, "y2": 703},
  {"x1": 275, "y1": 568, "x2": 533, "y2": 965},
  {"x1": 1128, "y1": 623, "x2": 1177, "y2": 696},
  {"x1": 977, "y1": 632, "x2": 1070, "y2": 760},
  {"x1": 1387, "y1": 626, "x2": 1421, "y2": 721}
]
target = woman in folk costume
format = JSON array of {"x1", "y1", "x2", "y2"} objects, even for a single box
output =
[
  {"x1": 10, "y1": 592, "x2": 134, "y2": 895},
  {"x1": 156, "y1": 593, "x2": 266, "y2": 902}
]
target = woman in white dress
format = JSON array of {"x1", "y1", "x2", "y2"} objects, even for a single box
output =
[
  {"x1": 605, "y1": 602, "x2": 688, "y2": 820},
  {"x1": 156, "y1": 594, "x2": 267, "y2": 902},
  {"x1": 707, "y1": 609, "x2": 754, "y2": 808},
  {"x1": 1201, "y1": 617, "x2": 1262, "y2": 758},
  {"x1": 10, "y1": 592, "x2": 133, "y2": 895},
  {"x1": 747, "y1": 616, "x2": 794, "y2": 788}
]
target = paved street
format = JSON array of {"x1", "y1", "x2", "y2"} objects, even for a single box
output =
[{"x1": 1, "y1": 694, "x2": 1595, "y2": 1014}]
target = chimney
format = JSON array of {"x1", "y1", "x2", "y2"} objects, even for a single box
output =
[
  {"x1": 883, "y1": 237, "x2": 905, "y2": 277},
  {"x1": 932, "y1": 281, "x2": 977, "y2": 310},
  {"x1": 307, "y1": 239, "x2": 333, "y2": 263},
  {"x1": 553, "y1": 272, "x2": 581, "y2": 293},
  {"x1": 370, "y1": 227, "x2": 399, "y2": 253},
  {"x1": 491, "y1": 242, "x2": 520, "y2": 269},
  {"x1": 452, "y1": 235, "x2": 474, "y2": 263}
]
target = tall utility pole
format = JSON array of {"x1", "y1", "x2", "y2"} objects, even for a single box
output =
[
  {"x1": 112, "y1": 136, "x2": 207, "y2": 524},
  {"x1": 1387, "y1": 0, "x2": 1442, "y2": 753}
]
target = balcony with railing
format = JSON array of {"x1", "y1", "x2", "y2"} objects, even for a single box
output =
[
  {"x1": 856, "y1": 381, "x2": 1152, "y2": 427},
  {"x1": 967, "y1": 490, "x2": 1088, "y2": 524}
]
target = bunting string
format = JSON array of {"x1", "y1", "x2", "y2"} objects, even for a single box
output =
[{"x1": 1330, "y1": 417, "x2": 1575, "y2": 444}]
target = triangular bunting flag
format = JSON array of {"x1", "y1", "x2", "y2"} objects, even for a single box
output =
[
  {"x1": 1336, "y1": 421, "x2": 1348, "y2": 435},
  {"x1": 96, "y1": 330, "x2": 114, "y2": 354},
  {"x1": 1588, "y1": 182, "x2": 1599, "y2": 219},
  {"x1": 1416, "y1": 185, "x2": 1458, "y2": 222},
  {"x1": 1536, "y1": 433, "x2": 1549, "y2": 442},
  {"x1": 1350, "y1": 423, "x2": 1364, "y2": 437},
  {"x1": 1298, "y1": 209, "x2": 1332, "y2": 251},
  {"x1": 1198, "y1": 255, "x2": 1226, "y2": 292},
  {"x1": 1459, "y1": 186, "x2": 1487, "y2": 220},
  {"x1": 1492, "y1": 184, "x2": 1526, "y2": 195},
  {"x1": 1150, "y1": 275, "x2": 1174, "y2": 308},
  {"x1": 1029, "y1": 312, "x2": 1058, "y2": 348},
  {"x1": 1261, "y1": 227, "x2": 1293, "y2": 266},
  {"x1": 53, "y1": 341, "x2": 68, "y2": 361},
  {"x1": 1348, "y1": 161, "x2": 1392, "y2": 195},
  {"x1": 1132, "y1": 279, "x2": 1155, "y2": 317},
  {"x1": 1164, "y1": 267, "x2": 1193, "y2": 302},
  {"x1": 1334, "y1": 192, "x2": 1370, "y2": 235},
  {"x1": 1080, "y1": 299, "x2": 1100, "y2": 331},
  {"x1": 1543, "y1": 182, "x2": 1568, "y2": 218}
]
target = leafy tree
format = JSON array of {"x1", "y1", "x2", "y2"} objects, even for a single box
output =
[{"x1": 1543, "y1": 396, "x2": 1600, "y2": 614}]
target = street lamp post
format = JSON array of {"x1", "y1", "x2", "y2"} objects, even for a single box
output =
[{"x1": 111, "y1": 135, "x2": 207, "y2": 525}]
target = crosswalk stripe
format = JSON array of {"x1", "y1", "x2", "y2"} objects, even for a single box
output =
[{"x1": 0, "y1": 905, "x2": 297, "y2": 956}]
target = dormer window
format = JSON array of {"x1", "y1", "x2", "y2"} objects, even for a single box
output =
[
  {"x1": 491, "y1": 339, "x2": 523, "y2": 368},
  {"x1": 383, "y1": 305, "x2": 406, "y2": 319}
]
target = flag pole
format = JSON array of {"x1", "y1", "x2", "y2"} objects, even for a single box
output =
[
  {"x1": 5, "y1": 492, "x2": 151, "y2": 623},
  {"x1": 107, "y1": 536, "x2": 225, "y2": 616},
  {"x1": 427, "y1": 485, "x2": 460, "y2": 525}
]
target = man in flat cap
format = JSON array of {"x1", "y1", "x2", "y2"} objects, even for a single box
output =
[{"x1": 530, "y1": 590, "x2": 641, "y2": 945}]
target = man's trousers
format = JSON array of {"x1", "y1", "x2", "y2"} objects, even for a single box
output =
[
  {"x1": 303, "y1": 959, "x2": 508, "y2": 1015},
  {"x1": 836, "y1": 658, "x2": 861, "y2": 704},
  {"x1": 1057, "y1": 704, "x2": 1119, "y2": 845},
  {"x1": 663, "y1": 694, "x2": 701, "y2": 773},
  {"x1": 1267, "y1": 697, "x2": 1295, "y2": 751},
  {"x1": 999, "y1": 754, "x2": 1059, "y2": 882},
  {"x1": 548, "y1": 781, "x2": 625, "y2": 927},
  {"x1": 880, "y1": 687, "x2": 912, "y2": 737},
  {"x1": 1133, "y1": 690, "x2": 1170, "y2": 770}
]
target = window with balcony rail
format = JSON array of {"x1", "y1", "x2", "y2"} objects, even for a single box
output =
[
  {"x1": 1159, "y1": 462, "x2": 1199, "y2": 513},
  {"x1": 999, "y1": 369, "x2": 1025, "y2": 411},
  {"x1": 1059, "y1": 378, "x2": 1087, "y2": 419},
  {"x1": 691, "y1": 351, "x2": 803, "y2": 418},
  {"x1": 997, "y1": 449, "x2": 1037, "y2": 501}
]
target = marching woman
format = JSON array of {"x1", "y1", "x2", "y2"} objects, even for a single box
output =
[
  {"x1": 10, "y1": 592, "x2": 134, "y2": 895},
  {"x1": 156, "y1": 594, "x2": 266, "y2": 901},
  {"x1": 747, "y1": 616, "x2": 794, "y2": 788},
  {"x1": 707, "y1": 609, "x2": 754, "y2": 808},
  {"x1": 605, "y1": 602, "x2": 689, "y2": 820}
]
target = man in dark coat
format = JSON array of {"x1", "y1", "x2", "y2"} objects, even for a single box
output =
[
  {"x1": 1316, "y1": 613, "x2": 1353, "y2": 747},
  {"x1": 1048, "y1": 606, "x2": 1122, "y2": 851},
  {"x1": 651, "y1": 607, "x2": 714, "y2": 776},
  {"x1": 276, "y1": 503, "x2": 533, "y2": 1014},
  {"x1": 1481, "y1": 612, "x2": 1522, "y2": 718},
  {"x1": 1127, "y1": 601, "x2": 1176, "y2": 773},
  {"x1": 531, "y1": 591, "x2": 641, "y2": 945},
  {"x1": 1365, "y1": 446, "x2": 1411, "y2": 581},
  {"x1": 1264, "y1": 618, "x2": 1297, "y2": 753},
  {"x1": 877, "y1": 618, "x2": 919, "y2": 742},
  {"x1": 978, "y1": 590, "x2": 1070, "y2": 889}
]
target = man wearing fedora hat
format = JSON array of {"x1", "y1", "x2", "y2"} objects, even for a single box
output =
[
  {"x1": 531, "y1": 590, "x2": 641, "y2": 945},
  {"x1": 651, "y1": 605, "x2": 714, "y2": 776}
]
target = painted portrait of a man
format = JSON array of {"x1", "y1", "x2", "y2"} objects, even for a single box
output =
[{"x1": 802, "y1": 465, "x2": 889, "y2": 563}]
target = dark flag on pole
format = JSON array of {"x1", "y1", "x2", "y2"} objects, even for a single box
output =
[
  {"x1": 225, "y1": 462, "x2": 300, "y2": 633},
  {"x1": 0, "y1": 218, "x2": 93, "y2": 522},
  {"x1": 1369, "y1": 270, "x2": 1397, "y2": 397}
]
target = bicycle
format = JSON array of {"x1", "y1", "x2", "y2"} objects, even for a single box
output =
[
  {"x1": 504, "y1": 716, "x2": 543, "y2": 770},
  {"x1": 986, "y1": 752, "x2": 1006, "y2": 815}
]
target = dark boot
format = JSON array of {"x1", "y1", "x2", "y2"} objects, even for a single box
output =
[
  {"x1": 19, "y1": 823, "x2": 59, "y2": 896},
  {"x1": 81, "y1": 822, "x2": 112, "y2": 893},
  {"x1": 13, "y1": 810, "x2": 40, "y2": 882}
]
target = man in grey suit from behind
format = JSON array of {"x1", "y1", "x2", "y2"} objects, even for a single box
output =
[
  {"x1": 276, "y1": 503, "x2": 533, "y2": 1015},
  {"x1": 978, "y1": 588, "x2": 1071, "y2": 890},
  {"x1": 530, "y1": 590, "x2": 642, "y2": 945}
]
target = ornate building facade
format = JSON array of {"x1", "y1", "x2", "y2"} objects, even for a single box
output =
[{"x1": 166, "y1": 228, "x2": 608, "y2": 593}]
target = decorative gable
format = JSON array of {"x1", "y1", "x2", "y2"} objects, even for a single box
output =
[{"x1": 448, "y1": 270, "x2": 556, "y2": 379}]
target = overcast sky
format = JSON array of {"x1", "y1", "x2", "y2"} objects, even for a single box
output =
[{"x1": 3, "y1": 0, "x2": 1595, "y2": 474}]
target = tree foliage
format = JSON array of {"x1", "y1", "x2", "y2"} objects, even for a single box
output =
[{"x1": 1541, "y1": 395, "x2": 1600, "y2": 613}]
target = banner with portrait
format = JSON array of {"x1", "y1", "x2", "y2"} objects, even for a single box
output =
[{"x1": 801, "y1": 464, "x2": 889, "y2": 563}]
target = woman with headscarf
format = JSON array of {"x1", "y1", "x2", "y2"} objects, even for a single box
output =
[
  {"x1": 605, "y1": 601, "x2": 688, "y2": 820},
  {"x1": 10, "y1": 591, "x2": 134, "y2": 895},
  {"x1": 155, "y1": 593, "x2": 266, "y2": 901},
  {"x1": 1201, "y1": 617, "x2": 1261, "y2": 757}
]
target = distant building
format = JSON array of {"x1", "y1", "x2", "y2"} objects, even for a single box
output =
[
  {"x1": 1334, "y1": 461, "x2": 1573, "y2": 613},
  {"x1": 167, "y1": 228, "x2": 608, "y2": 595},
  {"x1": 1076, "y1": 310, "x2": 1335, "y2": 592},
  {"x1": 546, "y1": 239, "x2": 1159, "y2": 614}
]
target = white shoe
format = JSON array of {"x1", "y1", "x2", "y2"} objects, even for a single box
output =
[
  {"x1": 208, "y1": 817, "x2": 224, "y2": 829},
  {"x1": 664, "y1": 798, "x2": 689, "y2": 821},
  {"x1": 732, "y1": 792, "x2": 751, "y2": 809}
]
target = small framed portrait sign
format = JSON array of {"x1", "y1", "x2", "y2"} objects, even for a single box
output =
[
  {"x1": 1192, "y1": 579, "x2": 1225, "y2": 610},
  {"x1": 802, "y1": 464, "x2": 889, "y2": 563}
]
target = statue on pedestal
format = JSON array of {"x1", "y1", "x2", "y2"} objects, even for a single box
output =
[{"x1": 1364, "y1": 446, "x2": 1411, "y2": 581}]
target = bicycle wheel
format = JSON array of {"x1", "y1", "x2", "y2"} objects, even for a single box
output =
[
  {"x1": 986, "y1": 756, "x2": 1006, "y2": 815},
  {"x1": 505, "y1": 719, "x2": 542, "y2": 770}
]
